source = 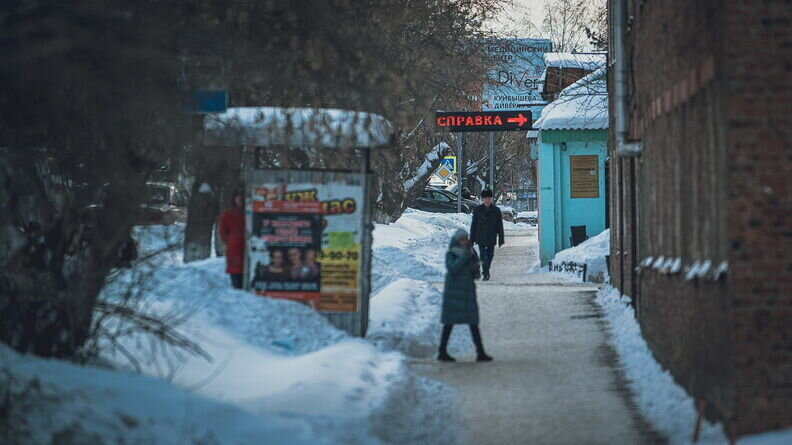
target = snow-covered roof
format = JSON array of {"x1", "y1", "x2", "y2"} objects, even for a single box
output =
[
  {"x1": 533, "y1": 67, "x2": 608, "y2": 131},
  {"x1": 203, "y1": 107, "x2": 393, "y2": 148},
  {"x1": 543, "y1": 53, "x2": 606, "y2": 70}
]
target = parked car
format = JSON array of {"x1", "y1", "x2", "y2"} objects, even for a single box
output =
[
  {"x1": 516, "y1": 210, "x2": 538, "y2": 225},
  {"x1": 411, "y1": 188, "x2": 471, "y2": 214},
  {"x1": 499, "y1": 205, "x2": 517, "y2": 223},
  {"x1": 138, "y1": 182, "x2": 189, "y2": 225},
  {"x1": 434, "y1": 189, "x2": 479, "y2": 211}
]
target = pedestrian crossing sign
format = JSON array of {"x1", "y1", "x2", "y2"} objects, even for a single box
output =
[{"x1": 441, "y1": 156, "x2": 456, "y2": 173}]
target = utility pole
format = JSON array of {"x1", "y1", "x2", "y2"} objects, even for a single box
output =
[
  {"x1": 457, "y1": 133, "x2": 464, "y2": 213},
  {"x1": 489, "y1": 132, "x2": 495, "y2": 192}
]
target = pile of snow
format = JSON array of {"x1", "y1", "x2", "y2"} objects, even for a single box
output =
[
  {"x1": 5, "y1": 223, "x2": 460, "y2": 444},
  {"x1": 595, "y1": 286, "x2": 727, "y2": 444},
  {"x1": 517, "y1": 210, "x2": 537, "y2": 219},
  {"x1": 550, "y1": 228, "x2": 610, "y2": 282},
  {"x1": 599, "y1": 285, "x2": 792, "y2": 445},
  {"x1": 499, "y1": 205, "x2": 515, "y2": 215},
  {"x1": 0, "y1": 343, "x2": 320, "y2": 445},
  {"x1": 534, "y1": 67, "x2": 608, "y2": 131},
  {"x1": 372, "y1": 209, "x2": 471, "y2": 294},
  {"x1": 368, "y1": 278, "x2": 443, "y2": 358}
]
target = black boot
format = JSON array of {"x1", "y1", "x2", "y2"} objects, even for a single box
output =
[
  {"x1": 470, "y1": 324, "x2": 493, "y2": 362},
  {"x1": 438, "y1": 324, "x2": 456, "y2": 362}
]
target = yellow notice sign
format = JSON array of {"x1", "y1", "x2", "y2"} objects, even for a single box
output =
[
  {"x1": 570, "y1": 155, "x2": 599, "y2": 198},
  {"x1": 314, "y1": 247, "x2": 359, "y2": 312}
]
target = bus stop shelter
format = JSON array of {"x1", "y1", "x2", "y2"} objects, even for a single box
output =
[{"x1": 203, "y1": 107, "x2": 393, "y2": 336}]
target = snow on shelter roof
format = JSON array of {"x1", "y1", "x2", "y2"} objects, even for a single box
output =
[
  {"x1": 534, "y1": 67, "x2": 608, "y2": 131},
  {"x1": 203, "y1": 107, "x2": 394, "y2": 148}
]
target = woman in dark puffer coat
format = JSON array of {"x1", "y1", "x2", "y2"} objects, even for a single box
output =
[{"x1": 438, "y1": 229, "x2": 493, "y2": 362}]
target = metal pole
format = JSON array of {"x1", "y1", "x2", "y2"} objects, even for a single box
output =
[
  {"x1": 457, "y1": 134, "x2": 464, "y2": 213},
  {"x1": 489, "y1": 132, "x2": 495, "y2": 192}
]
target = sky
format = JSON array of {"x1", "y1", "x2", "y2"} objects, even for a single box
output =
[{"x1": 486, "y1": 0, "x2": 547, "y2": 37}]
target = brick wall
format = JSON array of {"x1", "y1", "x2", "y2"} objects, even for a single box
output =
[
  {"x1": 724, "y1": 0, "x2": 792, "y2": 435},
  {"x1": 610, "y1": 0, "x2": 792, "y2": 437},
  {"x1": 542, "y1": 66, "x2": 593, "y2": 101}
]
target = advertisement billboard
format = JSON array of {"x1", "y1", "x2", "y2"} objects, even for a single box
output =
[
  {"x1": 482, "y1": 38, "x2": 552, "y2": 114},
  {"x1": 247, "y1": 175, "x2": 364, "y2": 312}
]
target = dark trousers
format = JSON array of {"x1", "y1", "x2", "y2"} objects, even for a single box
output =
[
  {"x1": 439, "y1": 324, "x2": 486, "y2": 355},
  {"x1": 478, "y1": 244, "x2": 495, "y2": 275},
  {"x1": 230, "y1": 273, "x2": 243, "y2": 289}
]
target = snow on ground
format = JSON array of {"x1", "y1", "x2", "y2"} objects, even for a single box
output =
[
  {"x1": 5, "y1": 219, "x2": 463, "y2": 445},
  {"x1": 740, "y1": 428, "x2": 792, "y2": 445},
  {"x1": 368, "y1": 278, "x2": 444, "y2": 358},
  {"x1": 372, "y1": 209, "x2": 471, "y2": 294},
  {"x1": 549, "y1": 228, "x2": 610, "y2": 282},
  {"x1": 0, "y1": 343, "x2": 321, "y2": 445},
  {"x1": 595, "y1": 286, "x2": 728, "y2": 444},
  {"x1": 598, "y1": 285, "x2": 792, "y2": 445}
]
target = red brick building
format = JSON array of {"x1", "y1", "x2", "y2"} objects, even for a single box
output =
[
  {"x1": 541, "y1": 53, "x2": 606, "y2": 102},
  {"x1": 608, "y1": 0, "x2": 792, "y2": 438}
]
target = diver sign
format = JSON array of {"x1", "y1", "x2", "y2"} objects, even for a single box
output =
[{"x1": 435, "y1": 111, "x2": 533, "y2": 132}]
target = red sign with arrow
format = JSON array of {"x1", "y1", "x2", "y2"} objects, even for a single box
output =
[{"x1": 435, "y1": 110, "x2": 533, "y2": 132}]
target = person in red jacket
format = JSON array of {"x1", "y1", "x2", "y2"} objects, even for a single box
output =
[{"x1": 219, "y1": 190, "x2": 245, "y2": 288}]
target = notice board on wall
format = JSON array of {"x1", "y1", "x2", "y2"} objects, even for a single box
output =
[{"x1": 570, "y1": 155, "x2": 599, "y2": 198}]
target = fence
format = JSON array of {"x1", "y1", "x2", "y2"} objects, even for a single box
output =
[{"x1": 548, "y1": 260, "x2": 588, "y2": 282}]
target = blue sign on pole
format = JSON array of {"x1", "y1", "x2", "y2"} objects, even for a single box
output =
[
  {"x1": 184, "y1": 89, "x2": 228, "y2": 114},
  {"x1": 440, "y1": 156, "x2": 456, "y2": 172},
  {"x1": 482, "y1": 38, "x2": 552, "y2": 114}
]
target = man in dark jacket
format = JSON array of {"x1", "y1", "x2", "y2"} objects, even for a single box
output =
[{"x1": 469, "y1": 189, "x2": 504, "y2": 281}]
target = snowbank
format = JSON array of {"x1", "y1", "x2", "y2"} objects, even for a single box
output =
[
  {"x1": 0, "y1": 343, "x2": 321, "y2": 445},
  {"x1": 101, "y1": 249, "x2": 456, "y2": 444},
  {"x1": 595, "y1": 286, "x2": 727, "y2": 444},
  {"x1": 550, "y1": 228, "x2": 610, "y2": 282},
  {"x1": 5, "y1": 221, "x2": 462, "y2": 444},
  {"x1": 372, "y1": 209, "x2": 471, "y2": 293},
  {"x1": 5, "y1": 211, "x2": 487, "y2": 444},
  {"x1": 368, "y1": 278, "x2": 443, "y2": 358},
  {"x1": 599, "y1": 285, "x2": 792, "y2": 445}
]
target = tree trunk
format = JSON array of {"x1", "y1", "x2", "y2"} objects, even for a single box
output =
[{"x1": 183, "y1": 145, "x2": 242, "y2": 262}]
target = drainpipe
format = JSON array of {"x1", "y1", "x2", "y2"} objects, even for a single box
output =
[{"x1": 613, "y1": 0, "x2": 643, "y2": 156}]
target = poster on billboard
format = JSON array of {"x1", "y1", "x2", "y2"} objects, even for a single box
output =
[
  {"x1": 249, "y1": 186, "x2": 323, "y2": 300},
  {"x1": 482, "y1": 38, "x2": 552, "y2": 113},
  {"x1": 247, "y1": 175, "x2": 364, "y2": 312}
]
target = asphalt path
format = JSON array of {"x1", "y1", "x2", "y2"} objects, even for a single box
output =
[{"x1": 411, "y1": 227, "x2": 664, "y2": 445}]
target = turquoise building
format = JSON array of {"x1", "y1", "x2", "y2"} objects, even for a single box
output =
[{"x1": 533, "y1": 68, "x2": 608, "y2": 265}]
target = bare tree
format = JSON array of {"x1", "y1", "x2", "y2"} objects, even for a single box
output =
[
  {"x1": 522, "y1": 0, "x2": 601, "y2": 52},
  {"x1": 180, "y1": 0, "x2": 503, "y2": 259},
  {"x1": 0, "y1": 2, "x2": 197, "y2": 358},
  {"x1": 585, "y1": 0, "x2": 608, "y2": 51}
]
